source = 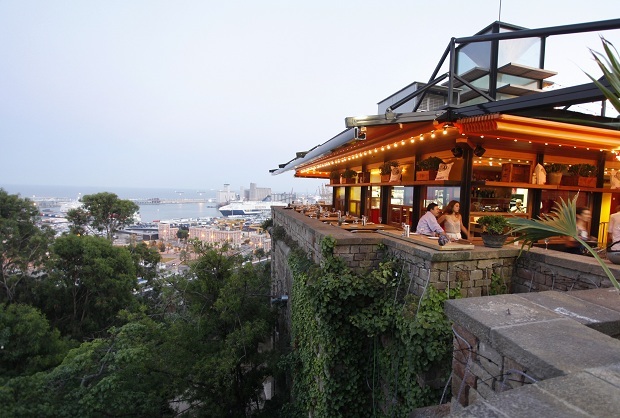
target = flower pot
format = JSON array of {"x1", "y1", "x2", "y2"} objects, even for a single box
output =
[
  {"x1": 481, "y1": 233, "x2": 508, "y2": 248},
  {"x1": 547, "y1": 172, "x2": 562, "y2": 185},
  {"x1": 416, "y1": 170, "x2": 437, "y2": 181},
  {"x1": 380, "y1": 174, "x2": 390, "y2": 183},
  {"x1": 341, "y1": 178, "x2": 356, "y2": 184}
]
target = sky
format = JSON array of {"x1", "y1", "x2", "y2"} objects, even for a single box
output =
[{"x1": 1, "y1": 1, "x2": 619, "y2": 194}]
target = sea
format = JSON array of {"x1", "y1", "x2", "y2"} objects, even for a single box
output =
[{"x1": 1, "y1": 184, "x2": 222, "y2": 223}]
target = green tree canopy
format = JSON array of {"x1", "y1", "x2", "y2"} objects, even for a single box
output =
[
  {"x1": 67, "y1": 192, "x2": 139, "y2": 240},
  {"x1": 38, "y1": 235, "x2": 138, "y2": 340},
  {"x1": 0, "y1": 189, "x2": 54, "y2": 303},
  {"x1": 0, "y1": 304, "x2": 71, "y2": 378}
]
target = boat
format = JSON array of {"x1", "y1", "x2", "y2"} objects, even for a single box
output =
[{"x1": 218, "y1": 198, "x2": 287, "y2": 217}]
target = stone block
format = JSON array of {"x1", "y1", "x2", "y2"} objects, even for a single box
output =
[
  {"x1": 463, "y1": 287, "x2": 482, "y2": 298},
  {"x1": 535, "y1": 370, "x2": 620, "y2": 417},
  {"x1": 445, "y1": 295, "x2": 563, "y2": 345},
  {"x1": 501, "y1": 357, "x2": 527, "y2": 390},
  {"x1": 491, "y1": 318, "x2": 620, "y2": 381},
  {"x1": 469, "y1": 270, "x2": 484, "y2": 281},
  {"x1": 519, "y1": 290, "x2": 620, "y2": 336}
]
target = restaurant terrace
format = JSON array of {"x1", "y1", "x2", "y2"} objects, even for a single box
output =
[
  {"x1": 269, "y1": 19, "x2": 620, "y2": 415},
  {"x1": 272, "y1": 19, "x2": 620, "y2": 244}
]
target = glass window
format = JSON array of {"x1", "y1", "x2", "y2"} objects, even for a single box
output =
[{"x1": 497, "y1": 36, "x2": 541, "y2": 68}]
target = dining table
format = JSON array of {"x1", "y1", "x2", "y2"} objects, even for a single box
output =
[{"x1": 335, "y1": 222, "x2": 398, "y2": 232}]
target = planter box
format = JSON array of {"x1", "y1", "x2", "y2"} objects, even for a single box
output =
[
  {"x1": 416, "y1": 170, "x2": 437, "y2": 181},
  {"x1": 380, "y1": 174, "x2": 391, "y2": 183},
  {"x1": 578, "y1": 176, "x2": 597, "y2": 188},
  {"x1": 501, "y1": 163, "x2": 530, "y2": 183},
  {"x1": 341, "y1": 178, "x2": 356, "y2": 184},
  {"x1": 562, "y1": 175, "x2": 597, "y2": 188}
]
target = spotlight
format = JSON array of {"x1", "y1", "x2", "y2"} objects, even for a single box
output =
[
  {"x1": 473, "y1": 145, "x2": 486, "y2": 157},
  {"x1": 451, "y1": 146, "x2": 463, "y2": 158}
]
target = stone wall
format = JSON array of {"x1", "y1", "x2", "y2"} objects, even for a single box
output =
[
  {"x1": 512, "y1": 246, "x2": 620, "y2": 292},
  {"x1": 271, "y1": 208, "x2": 519, "y2": 306},
  {"x1": 445, "y1": 289, "x2": 620, "y2": 416},
  {"x1": 270, "y1": 208, "x2": 620, "y2": 415}
]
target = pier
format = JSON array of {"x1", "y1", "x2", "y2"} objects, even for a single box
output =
[
  {"x1": 128, "y1": 198, "x2": 216, "y2": 206},
  {"x1": 31, "y1": 197, "x2": 215, "y2": 207}
]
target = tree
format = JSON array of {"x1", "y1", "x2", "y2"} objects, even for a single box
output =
[
  {"x1": 176, "y1": 228, "x2": 189, "y2": 241},
  {"x1": 0, "y1": 304, "x2": 70, "y2": 377},
  {"x1": 0, "y1": 189, "x2": 54, "y2": 303},
  {"x1": 67, "y1": 192, "x2": 139, "y2": 241},
  {"x1": 128, "y1": 242, "x2": 161, "y2": 282},
  {"x1": 0, "y1": 242, "x2": 279, "y2": 416},
  {"x1": 39, "y1": 235, "x2": 138, "y2": 340}
]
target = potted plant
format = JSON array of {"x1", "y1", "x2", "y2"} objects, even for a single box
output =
[
  {"x1": 380, "y1": 161, "x2": 399, "y2": 182},
  {"x1": 545, "y1": 163, "x2": 567, "y2": 185},
  {"x1": 563, "y1": 163, "x2": 598, "y2": 187},
  {"x1": 477, "y1": 215, "x2": 510, "y2": 248},
  {"x1": 341, "y1": 169, "x2": 357, "y2": 184},
  {"x1": 416, "y1": 156, "x2": 444, "y2": 181},
  {"x1": 329, "y1": 170, "x2": 341, "y2": 185}
]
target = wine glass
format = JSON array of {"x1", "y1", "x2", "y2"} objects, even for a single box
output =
[{"x1": 544, "y1": 238, "x2": 550, "y2": 250}]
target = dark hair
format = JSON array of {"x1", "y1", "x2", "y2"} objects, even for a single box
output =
[
  {"x1": 443, "y1": 200, "x2": 460, "y2": 216},
  {"x1": 426, "y1": 202, "x2": 439, "y2": 211},
  {"x1": 576, "y1": 207, "x2": 590, "y2": 216}
]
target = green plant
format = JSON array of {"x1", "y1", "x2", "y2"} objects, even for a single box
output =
[
  {"x1": 568, "y1": 163, "x2": 597, "y2": 177},
  {"x1": 545, "y1": 163, "x2": 568, "y2": 173},
  {"x1": 477, "y1": 215, "x2": 509, "y2": 235},
  {"x1": 416, "y1": 156, "x2": 443, "y2": 171},
  {"x1": 585, "y1": 37, "x2": 620, "y2": 113},
  {"x1": 507, "y1": 193, "x2": 619, "y2": 291},
  {"x1": 329, "y1": 170, "x2": 341, "y2": 180},
  {"x1": 286, "y1": 239, "x2": 457, "y2": 416},
  {"x1": 380, "y1": 161, "x2": 399, "y2": 175},
  {"x1": 489, "y1": 272, "x2": 509, "y2": 295},
  {"x1": 342, "y1": 168, "x2": 357, "y2": 179}
]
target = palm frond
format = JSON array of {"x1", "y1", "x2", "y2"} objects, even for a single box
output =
[
  {"x1": 506, "y1": 194, "x2": 619, "y2": 291},
  {"x1": 584, "y1": 37, "x2": 620, "y2": 113}
]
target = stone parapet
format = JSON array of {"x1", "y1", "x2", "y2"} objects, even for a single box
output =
[{"x1": 446, "y1": 289, "x2": 620, "y2": 415}]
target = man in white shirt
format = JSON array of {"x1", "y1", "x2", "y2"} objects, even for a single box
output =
[
  {"x1": 416, "y1": 203, "x2": 445, "y2": 236},
  {"x1": 608, "y1": 205, "x2": 620, "y2": 250}
]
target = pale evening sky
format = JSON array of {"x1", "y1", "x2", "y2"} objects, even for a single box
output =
[{"x1": 1, "y1": 1, "x2": 618, "y2": 194}]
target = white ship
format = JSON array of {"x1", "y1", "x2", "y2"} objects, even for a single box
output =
[{"x1": 218, "y1": 199, "x2": 287, "y2": 217}]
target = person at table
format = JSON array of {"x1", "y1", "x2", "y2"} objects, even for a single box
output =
[
  {"x1": 416, "y1": 203, "x2": 445, "y2": 236},
  {"x1": 565, "y1": 207, "x2": 596, "y2": 254},
  {"x1": 437, "y1": 200, "x2": 468, "y2": 240},
  {"x1": 607, "y1": 205, "x2": 620, "y2": 251}
]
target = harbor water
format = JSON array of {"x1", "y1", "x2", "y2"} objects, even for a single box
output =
[{"x1": 1, "y1": 184, "x2": 221, "y2": 222}]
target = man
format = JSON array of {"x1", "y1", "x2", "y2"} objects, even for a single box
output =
[
  {"x1": 416, "y1": 203, "x2": 445, "y2": 236},
  {"x1": 608, "y1": 205, "x2": 620, "y2": 251},
  {"x1": 511, "y1": 199, "x2": 526, "y2": 213}
]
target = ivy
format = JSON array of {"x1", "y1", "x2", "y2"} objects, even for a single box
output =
[
  {"x1": 489, "y1": 272, "x2": 509, "y2": 296},
  {"x1": 286, "y1": 237, "x2": 459, "y2": 417}
]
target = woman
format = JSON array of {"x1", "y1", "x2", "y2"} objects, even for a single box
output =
[
  {"x1": 438, "y1": 200, "x2": 468, "y2": 241},
  {"x1": 565, "y1": 207, "x2": 595, "y2": 254}
]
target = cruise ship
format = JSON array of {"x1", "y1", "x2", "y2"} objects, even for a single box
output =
[{"x1": 218, "y1": 199, "x2": 287, "y2": 217}]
